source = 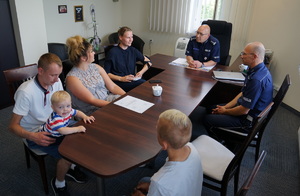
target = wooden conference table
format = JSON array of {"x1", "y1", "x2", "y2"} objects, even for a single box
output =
[{"x1": 59, "y1": 53, "x2": 241, "y2": 195}]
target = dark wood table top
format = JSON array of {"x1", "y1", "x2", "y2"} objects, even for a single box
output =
[{"x1": 59, "y1": 53, "x2": 228, "y2": 177}]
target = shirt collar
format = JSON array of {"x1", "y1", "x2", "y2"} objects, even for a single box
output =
[
  {"x1": 34, "y1": 75, "x2": 53, "y2": 93},
  {"x1": 248, "y1": 62, "x2": 265, "y2": 75}
]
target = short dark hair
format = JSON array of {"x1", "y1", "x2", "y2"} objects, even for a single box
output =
[{"x1": 38, "y1": 53, "x2": 62, "y2": 70}]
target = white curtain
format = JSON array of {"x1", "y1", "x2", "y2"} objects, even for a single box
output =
[
  {"x1": 150, "y1": 0, "x2": 202, "y2": 34},
  {"x1": 218, "y1": 0, "x2": 254, "y2": 56}
]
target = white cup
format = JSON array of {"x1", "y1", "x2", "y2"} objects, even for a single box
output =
[
  {"x1": 239, "y1": 64, "x2": 248, "y2": 73},
  {"x1": 152, "y1": 84, "x2": 163, "y2": 96}
]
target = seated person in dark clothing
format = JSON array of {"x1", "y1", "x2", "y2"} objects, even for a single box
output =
[
  {"x1": 203, "y1": 42, "x2": 273, "y2": 139},
  {"x1": 185, "y1": 24, "x2": 220, "y2": 68},
  {"x1": 104, "y1": 26, "x2": 152, "y2": 92}
]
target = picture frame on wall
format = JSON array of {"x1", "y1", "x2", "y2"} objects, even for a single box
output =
[
  {"x1": 58, "y1": 5, "x2": 67, "y2": 14},
  {"x1": 74, "y1": 5, "x2": 83, "y2": 22}
]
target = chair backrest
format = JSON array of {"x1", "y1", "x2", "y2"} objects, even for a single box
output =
[
  {"x1": 3, "y1": 64, "x2": 38, "y2": 103},
  {"x1": 236, "y1": 150, "x2": 267, "y2": 196},
  {"x1": 223, "y1": 102, "x2": 273, "y2": 183},
  {"x1": 48, "y1": 43, "x2": 69, "y2": 61},
  {"x1": 269, "y1": 74, "x2": 291, "y2": 120},
  {"x1": 108, "y1": 32, "x2": 145, "y2": 53},
  {"x1": 253, "y1": 74, "x2": 291, "y2": 146},
  {"x1": 202, "y1": 20, "x2": 232, "y2": 66}
]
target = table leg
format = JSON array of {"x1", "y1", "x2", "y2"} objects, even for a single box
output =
[{"x1": 96, "y1": 177, "x2": 105, "y2": 196}]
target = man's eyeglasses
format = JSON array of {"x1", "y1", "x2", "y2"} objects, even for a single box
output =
[
  {"x1": 240, "y1": 52, "x2": 255, "y2": 56},
  {"x1": 240, "y1": 52, "x2": 254, "y2": 56},
  {"x1": 196, "y1": 31, "x2": 208, "y2": 36}
]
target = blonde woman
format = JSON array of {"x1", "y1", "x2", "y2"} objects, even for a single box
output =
[{"x1": 65, "y1": 35, "x2": 125, "y2": 115}]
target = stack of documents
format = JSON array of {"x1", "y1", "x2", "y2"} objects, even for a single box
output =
[
  {"x1": 169, "y1": 58, "x2": 215, "y2": 72},
  {"x1": 213, "y1": 71, "x2": 245, "y2": 81}
]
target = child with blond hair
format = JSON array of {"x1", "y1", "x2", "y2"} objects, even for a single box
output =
[{"x1": 39, "y1": 90, "x2": 95, "y2": 137}]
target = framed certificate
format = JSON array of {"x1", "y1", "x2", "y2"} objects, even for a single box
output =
[
  {"x1": 58, "y1": 5, "x2": 67, "y2": 14},
  {"x1": 74, "y1": 5, "x2": 83, "y2": 22}
]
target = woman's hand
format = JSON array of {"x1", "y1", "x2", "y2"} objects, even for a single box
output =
[{"x1": 121, "y1": 75, "x2": 135, "y2": 82}]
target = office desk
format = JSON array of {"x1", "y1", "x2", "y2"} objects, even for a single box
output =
[{"x1": 59, "y1": 54, "x2": 229, "y2": 195}]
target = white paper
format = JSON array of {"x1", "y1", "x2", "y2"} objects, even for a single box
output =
[
  {"x1": 170, "y1": 58, "x2": 189, "y2": 67},
  {"x1": 169, "y1": 57, "x2": 215, "y2": 72},
  {"x1": 114, "y1": 95, "x2": 154, "y2": 114}
]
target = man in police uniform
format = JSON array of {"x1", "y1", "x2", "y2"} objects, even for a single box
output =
[
  {"x1": 203, "y1": 42, "x2": 273, "y2": 137},
  {"x1": 185, "y1": 24, "x2": 220, "y2": 69}
]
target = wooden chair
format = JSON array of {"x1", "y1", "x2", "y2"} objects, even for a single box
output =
[
  {"x1": 236, "y1": 150, "x2": 267, "y2": 196},
  {"x1": 210, "y1": 74, "x2": 291, "y2": 162},
  {"x1": 3, "y1": 64, "x2": 49, "y2": 194},
  {"x1": 192, "y1": 102, "x2": 273, "y2": 196}
]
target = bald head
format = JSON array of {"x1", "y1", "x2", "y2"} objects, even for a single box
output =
[
  {"x1": 199, "y1": 24, "x2": 211, "y2": 34},
  {"x1": 245, "y1": 42, "x2": 265, "y2": 61},
  {"x1": 241, "y1": 42, "x2": 266, "y2": 68},
  {"x1": 196, "y1": 25, "x2": 211, "y2": 43}
]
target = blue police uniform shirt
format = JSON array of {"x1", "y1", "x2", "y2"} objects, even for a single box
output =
[
  {"x1": 104, "y1": 45, "x2": 144, "y2": 76},
  {"x1": 185, "y1": 35, "x2": 220, "y2": 63},
  {"x1": 238, "y1": 62, "x2": 273, "y2": 118}
]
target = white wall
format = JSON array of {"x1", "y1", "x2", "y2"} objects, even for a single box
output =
[
  {"x1": 120, "y1": 0, "x2": 190, "y2": 56},
  {"x1": 247, "y1": 0, "x2": 300, "y2": 112},
  {"x1": 12, "y1": 0, "x2": 300, "y2": 112},
  {"x1": 121, "y1": 0, "x2": 300, "y2": 112},
  {"x1": 10, "y1": 0, "x2": 48, "y2": 65},
  {"x1": 43, "y1": 0, "x2": 122, "y2": 45}
]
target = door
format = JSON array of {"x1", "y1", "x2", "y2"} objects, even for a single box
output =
[{"x1": 0, "y1": 0, "x2": 20, "y2": 109}]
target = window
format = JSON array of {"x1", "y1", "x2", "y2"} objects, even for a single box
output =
[
  {"x1": 201, "y1": 0, "x2": 223, "y2": 20},
  {"x1": 149, "y1": 0, "x2": 222, "y2": 34}
]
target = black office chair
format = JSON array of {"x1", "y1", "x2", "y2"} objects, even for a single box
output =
[
  {"x1": 108, "y1": 32, "x2": 145, "y2": 54},
  {"x1": 202, "y1": 20, "x2": 232, "y2": 66},
  {"x1": 48, "y1": 43, "x2": 74, "y2": 87},
  {"x1": 48, "y1": 43, "x2": 69, "y2": 61}
]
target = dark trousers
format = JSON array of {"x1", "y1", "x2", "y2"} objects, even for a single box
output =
[{"x1": 115, "y1": 79, "x2": 146, "y2": 92}]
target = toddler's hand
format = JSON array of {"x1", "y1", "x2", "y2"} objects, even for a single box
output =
[
  {"x1": 83, "y1": 115, "x2": 95, "y2": 123},
  {"x1": 77, "y1": 125, "x2": 86, "y2": 133}
]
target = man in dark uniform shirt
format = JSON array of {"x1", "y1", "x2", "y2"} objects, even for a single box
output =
[
  {"x1": 203, "y1": 42, "x2": 273, "y2": 136},
  {"x1": 185, "y1": 24, "x2": 220, "y2": 69}
]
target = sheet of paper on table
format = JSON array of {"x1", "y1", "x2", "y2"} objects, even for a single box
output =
[
  {"x1": 114, "y1": 95, "x2": 154, "y2": 114},
  {"x1": 169, "y1": 57, "x2": 215, "y2": 72}
]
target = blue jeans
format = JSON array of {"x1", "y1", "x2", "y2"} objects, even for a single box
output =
[
  {"x1": 203, "y1": 104, "x2": 252, "y2": 139},
  {"x1": 26, "y1": 136, "x2": 64, "y2": 159}
]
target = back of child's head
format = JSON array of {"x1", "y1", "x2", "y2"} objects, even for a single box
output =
[
  {"x1": 51, "y1": 90, "x2": 71, "y2": 105},
  {"x1": 157, "y1": 109, "x2": 192, "y2": 149}
]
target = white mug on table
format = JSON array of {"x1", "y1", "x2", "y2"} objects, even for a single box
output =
[{"x1": 152, "y1": 84, "x2": 163, "y2": 96}]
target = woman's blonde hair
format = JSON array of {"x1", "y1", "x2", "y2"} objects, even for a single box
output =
[{"x1": 66, "y1": 35, "x2": 91, "y2": 66}]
